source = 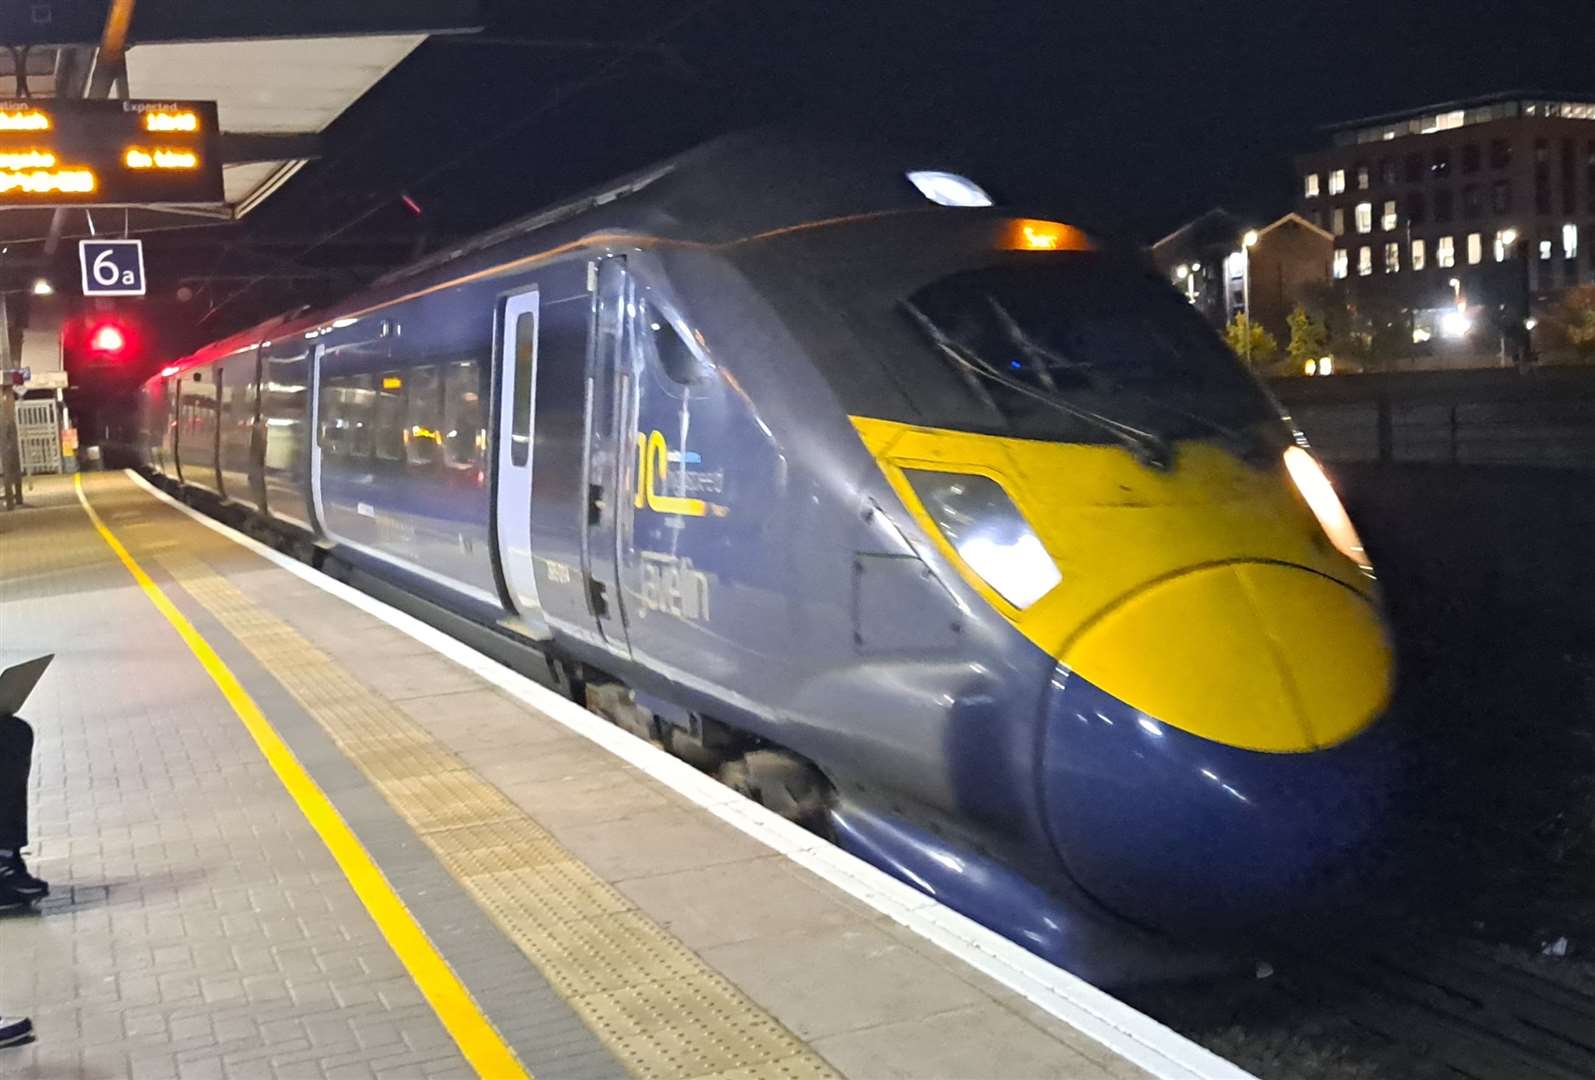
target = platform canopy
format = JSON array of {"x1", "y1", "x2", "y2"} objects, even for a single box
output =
[{"x1": 0, "y1": 0, "x2": 480, "y2": 245}]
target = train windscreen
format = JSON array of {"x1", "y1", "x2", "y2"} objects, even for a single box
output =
[{"x1": 749, "y1": 220, "x2": 1287, "y2": 451}]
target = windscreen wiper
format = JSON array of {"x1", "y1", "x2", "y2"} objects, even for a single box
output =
[
  {"x1": 902, "y1": 300, "x2": 1172, "y2": 469},
  {"x1": 985, "y1": 297, "x2": 1259, "y2": 458}
]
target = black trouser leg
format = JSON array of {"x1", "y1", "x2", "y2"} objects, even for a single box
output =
[{"x1": 0, "y1": 716, "x2": 33, "y2": 851}]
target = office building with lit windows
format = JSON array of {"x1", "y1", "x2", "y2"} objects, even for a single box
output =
[{"x1": 1296, "y1": 91, "x2": 1595, "y2": 358}]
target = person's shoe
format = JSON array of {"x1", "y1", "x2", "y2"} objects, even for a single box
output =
[
  {"x1": 0, "y1": 1015, "x2": 33, "y2": 1048},
  {"x1": 0, "y1": 852, "x2": 47, "y2": 905}
]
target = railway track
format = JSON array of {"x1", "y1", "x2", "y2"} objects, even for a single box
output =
[{"x1": 1273, "y1": 936, "x2": 1595, "y2": 1079}]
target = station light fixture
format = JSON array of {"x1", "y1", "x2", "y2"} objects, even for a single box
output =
[
  {"x1": 31, "y1": 277, "x2": 53, "y2": 296},
  {"x1": 1242, "y1": 229, "x2": 1259, "y2": 248},
  {"x1": 1524, "y1": 316, "x2": 1538, "y2": 331}
]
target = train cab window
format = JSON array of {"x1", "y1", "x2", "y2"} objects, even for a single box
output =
[
  {"x1": 897, "y1": 259, "x2": 1277, "y2": 443},
  {"x1": 443, "y1": 360, "x2": 484, "y2": 470},
  {"x1": 639, "y1": 299, "x2": 714, "y2": 387},
  {"x1": 405, "y1": 365, "x2": 443, "y2": 468},
  {"x1": 374, "y1": 372, "x2": 405, "y2": 462}
]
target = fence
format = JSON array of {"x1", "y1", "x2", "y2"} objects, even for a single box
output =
[
  {"x1": 1270, "y1": 367, "x2": 1595, "y2": 469},
  {"x1": 16, "y1": 398, "x2": 61, "y2": 475}
]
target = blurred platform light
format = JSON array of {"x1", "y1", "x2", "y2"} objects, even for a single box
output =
[
  {"x1": 906, "y1": 170, "x2": 993, "y2": 207},
  {"x1": 1439, "y1": 309, "x2": 1472, "y2": 338},
  {"x1": 31, "y1": 277, "x2": 53, "y2": 295}
]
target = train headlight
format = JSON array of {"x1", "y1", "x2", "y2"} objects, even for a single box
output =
[
  {"x1": 903, "y1": 470, "x2": 1061, "y2": 609},
  {"x1": 1283, "y1": 446, "x2": 1370, "y2": 572}
]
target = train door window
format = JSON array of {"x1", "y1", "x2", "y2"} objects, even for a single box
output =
[
  {"x1": 405, "y1": 365, "x2": 443, "y2": 468},
  {"x1": 349, "y1": 375, "x2": 375, "y2": 459},
  {"x1": 510, "y1": 310, "x2": 536, "y2": 467},
  {"x1": 374, "y1": 372, "x2": 406, "y2": 461},
  {"x1": 638, "y1": 299, "x2": 714, "y2": 388},
  {"x1": 443, "y1": 360, "x2": 484, "y2": 470}
]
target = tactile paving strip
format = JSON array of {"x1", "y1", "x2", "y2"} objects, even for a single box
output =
[{"x1": 149, "y1": 546, "x2": 839, "y2": 1080}]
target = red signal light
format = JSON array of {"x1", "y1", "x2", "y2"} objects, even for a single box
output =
[{"x1": 90, "y1": 323, "x2": 126, "y2": 353}]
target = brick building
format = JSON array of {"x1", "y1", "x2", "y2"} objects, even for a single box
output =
[{"x1": 1151, "y1": 209, "x2": 1332, "y2": 347}]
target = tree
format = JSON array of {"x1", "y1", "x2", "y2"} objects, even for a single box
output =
[
  {"x1": 1560, "y1": 285, "x2": 1595, "y2": 358},
  {"x1": 1224, "y1": 313, "x2": 1278, "y2": 369},
  {"x1": 1285, "y1": 304, "x2": 1329, "y2": 370}
]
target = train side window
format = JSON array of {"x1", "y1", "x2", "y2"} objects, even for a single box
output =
[
  {"x1": 374, "y1": 371, "x2": 406, "y2": 461},
  {"x1": 443, "y1": 360, "x2": 484, "y2": 470},
  {"x1": 511, "y1": 310, "x2": 536, "y2": 467},
  {"x1": 405, "y1": 365, "x2": 443, "y2": 468},
  {"x1": 640, "y1": 300, "x2": 713, "y2": 387}
]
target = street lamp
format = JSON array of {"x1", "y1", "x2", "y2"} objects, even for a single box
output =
[{"x1": 1241, "y1": 230, "x2": 1259, "y2": 366}]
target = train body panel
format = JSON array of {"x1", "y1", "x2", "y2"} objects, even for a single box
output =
[{"x1": 135, "y1": 132, "x2": 1398, "y2": 981}]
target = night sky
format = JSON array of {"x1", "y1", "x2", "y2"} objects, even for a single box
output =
[{"x1": 172, "y1": 0, "x2": 1595, "y2": 337}]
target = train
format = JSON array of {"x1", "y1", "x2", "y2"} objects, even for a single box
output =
[{"x1": 137, "y1": 132, "x2": 1398, "y2": 984}]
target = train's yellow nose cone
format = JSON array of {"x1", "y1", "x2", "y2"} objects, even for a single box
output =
[{"x1": 1060, "y1": 563, "x2": 1393, "y2": 753}]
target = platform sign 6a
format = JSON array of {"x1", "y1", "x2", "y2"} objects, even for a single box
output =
[{"x1": 79, "y1": 239, "x2": 146, "y2": 296}]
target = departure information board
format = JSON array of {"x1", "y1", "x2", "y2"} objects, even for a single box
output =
[{"x1": 0, "y1": 99, "x2": 223, "y2": 206}]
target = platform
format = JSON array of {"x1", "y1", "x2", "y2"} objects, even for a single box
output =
[{"x1": 0, "y1": 472, "x2": 1244, "y2": 1080}]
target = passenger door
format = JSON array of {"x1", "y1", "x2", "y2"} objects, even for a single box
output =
[
  {"x1": 580, "y1": 257, "x2": 637, "y2": 655},
  {"x1": 493, "y1": 288, "x2": 545, "y2": 621}
]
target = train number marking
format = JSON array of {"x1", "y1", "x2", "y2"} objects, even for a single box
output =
[{"x1": 543, "y1": 559, "x2": 574, "y2": 585}]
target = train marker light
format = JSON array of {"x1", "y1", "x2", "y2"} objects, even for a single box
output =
[
  {"x1": 1002, "y1": 218, "x2": 1092, "y2": 252},
  {"x1": 906, "y1": 170, "x2": 993, "y2": 207},
  {"x1": 160, "y1": 364, "x2": 181, "y2": 377}
]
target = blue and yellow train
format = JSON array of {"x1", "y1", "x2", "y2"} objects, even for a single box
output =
[{"x1": 139, "y1": 133, "x2": 1397, "y2": 984}]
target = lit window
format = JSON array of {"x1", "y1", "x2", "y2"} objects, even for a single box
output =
[
  {"x1": 1358, "y1": 246, "x2": 1373, "y2": 276},
  {"x1": 1384, "y1": 242, "x2": 1400, "y2": 273},
  {"x1": 1411, "y1": 238, "x2": 1426, "y2": 270},
  {"x1": 1564, "y1": 222, "x2": 1579, "y2": 258},
  {"x1": 1332, "y1": 249, "x2": 1349, "y2": 279},
  {"x1": 1329, "y1": 169, "x2": 1346, "y2": 195},
  {"x1": 1540, "y1": 239, "x2": 1554, "y2": 260},
  {"x1": 1467, "y1": 233, "x2": 1483, "y2": 264},
  {"x1": 1304, "y1": 173, "x2": 1320, "y2": 198},
  {"x1": 1356, "y1": 165, "x2": 1370, "y2": 190},
  {"x1": 1382, "y1": 200, "x2": 1398, "y2": 231},
  {"x1": 1437, "y1": 236, "x2": 1456, "y2": 267},
  {"x1": 1355, "y1": 202, "x2": 1372, "y2": 233},
  {"x1": 1332, "y1": 207, "x2": 1345, "y2": 236}
]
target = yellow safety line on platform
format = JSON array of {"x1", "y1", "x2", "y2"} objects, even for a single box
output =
[{"x1": 72, "y1": 474, "x2": 530, "y2": 1080}]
